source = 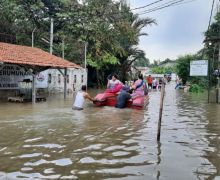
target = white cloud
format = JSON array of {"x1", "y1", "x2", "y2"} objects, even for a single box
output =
[{"x1": 129, "y1": 0, "x2": 215, "y2": 62}]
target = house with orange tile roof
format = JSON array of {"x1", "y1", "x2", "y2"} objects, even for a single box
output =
[{"x1": 0, "y1": 42, "x2": 86, "y2": 102}]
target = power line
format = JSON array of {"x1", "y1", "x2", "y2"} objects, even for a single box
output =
[
  {"x1": 131, "y1": 0, "x2": 165, "y2": 11},
  {"x1": 164, "y1": 0, "x2": 198, "y2": 8},
  {"x1": 201, "y1": 0, "x2": 215, "y2": 58},
  {"x1": 136, "y1": 0, "x2": 196, "y2": 15},
  {"x1": 82, "y1": 0, "x2": 200, "y2": 20},
  {"x1": 137, "y1": 0, "x2": 188, "y2": 15},
  {"x1": 70, "y1": 0, "x2": 201, "y2": 25},
  {"x1": 137, "y1": 0, "x2": 184, "y2": 14},
  {"x1": 106, "y1": 0, "x2": 187, "y2": 16}
]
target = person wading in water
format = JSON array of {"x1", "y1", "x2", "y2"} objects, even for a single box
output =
[{"x1": 72, "y1": 85, "x2": 95, "y2": 110}]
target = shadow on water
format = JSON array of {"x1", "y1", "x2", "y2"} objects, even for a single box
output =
[{"x1": 0, "y1": 83, "x2": 220, "y2": 179}]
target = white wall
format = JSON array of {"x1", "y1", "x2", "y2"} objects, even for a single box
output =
[
  {"x1": 45, "y1": 68, "x2": 86, "y2": 93},
  {"x1": 0, "y1": 65, "x2": 87, "y2": 100}
]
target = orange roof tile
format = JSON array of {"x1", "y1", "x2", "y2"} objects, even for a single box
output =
[{"x1": 0, "y1": 42, "x2": 81, "y2": 68}]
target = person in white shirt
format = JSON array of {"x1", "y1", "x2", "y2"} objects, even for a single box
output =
[
  {"x1": 107, "y1": 74, "x2": 122, "y2": 90},
  {"x1": 72, "y1": 85, "x2": 95, "y2": 110},
  {"x1": 152, "y1": 78, "x2": 157, "y2": 90}
]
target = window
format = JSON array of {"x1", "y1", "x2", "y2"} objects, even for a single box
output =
[
  {"x1": 58, "y1": 74, "x2": 61, "y2": 83},
  {"x1": 48, "y1": 74, "x2": 51, "y2": 83},
  {"x1": 67, "y1": 75, "x2": 69, "y2": 83},
  {"x1": 74, "y1": 75, "x2": 77, "y2": 83},
  {"x1": 81, "y1": 75, "x2": 84, "y2": 83}
]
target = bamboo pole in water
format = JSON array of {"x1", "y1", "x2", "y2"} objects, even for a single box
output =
[{"x1": 157, "y1": 83, "x2": 165, "y2": 141}]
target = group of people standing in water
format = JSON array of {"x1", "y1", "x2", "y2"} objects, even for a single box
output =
[{"x1": 72, "y1": 73, "x2": 148, "y2": 110}]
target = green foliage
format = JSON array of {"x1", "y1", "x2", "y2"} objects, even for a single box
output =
[
  {"x1": 190, "y1": 77, "x2": 208, "y2": 89},
  {"x1": 175, "y1": 54, "x2": 208, "y2": 92},
  {"x1": 103, "y1": 53, "x2": 118, "y2": 65},
  {"x1": 175, "y1": 54, "x2": 198, "y2": 84},
  {"x1": 175, "y1": 8, "x2": 220, "y2": 90},
  {"x1": 0, "y1": 0, "x2": 155, "y2": 85},
  {"x1": 151, "y1": 66, "x2": 174, "y2": 74},
  {"x1": 203, "y1": 11, "x2": 220, "y2": 87},
  {"x1": 87, "y1": 53, "x2": 118, "y2": 70},
  {"x1": 133, "y1": 58, "x2": 150, "y2": 67},
  {"x1": 189, "y1": 84, "x2": 204, "y2": 93}
]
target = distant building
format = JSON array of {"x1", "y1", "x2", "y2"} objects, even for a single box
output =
[
  {"x1": 159, "y1": 59, "x2": 176, "y2": 67},
  {"x1": 131, "y1": 66, "x2": 151, "y2": 78}
]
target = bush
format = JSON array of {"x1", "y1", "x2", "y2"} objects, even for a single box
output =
[
  {"x1": 175, "y1": 54, "x2": 198, "y2": 84},
  {"x1": 189, "y1": 84, "x2": 204, "y2": 93},
  {"x1": 151, "y1": 66, "x2": 174, "y2": 74}
]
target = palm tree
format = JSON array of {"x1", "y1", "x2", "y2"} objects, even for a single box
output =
[{"x1": 115, "y1": 8, "x2": 156, "y2": 81}]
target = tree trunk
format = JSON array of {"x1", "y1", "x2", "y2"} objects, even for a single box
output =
[
  {"x1": 96, "y1": 69, "x2": 104, "y2": 88},
  {"x1": 119, "y1": 63, "x2": 129, "y2": 82}
]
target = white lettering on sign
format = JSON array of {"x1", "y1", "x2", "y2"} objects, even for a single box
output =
[{"x1": 0, "y1": 64, "x2": 32, "y2": 89}]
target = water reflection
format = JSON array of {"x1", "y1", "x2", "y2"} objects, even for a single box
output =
[
  {"x1": 164, "y1": 84, "x2": 220, "y2": 180},
  {"x1": 0, "y1": 84, "x2": 220, "y2": 179},
  {"x1": 202, "y1": 104, "x2": 220, "y2": 180}
]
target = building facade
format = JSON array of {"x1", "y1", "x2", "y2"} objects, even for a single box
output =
[
  {"x1": 45, "y1": 68, "x2": 87, "y2": 93},
  {"x1": 0, "y1": 63, "x2": 86, "y2": 101}
]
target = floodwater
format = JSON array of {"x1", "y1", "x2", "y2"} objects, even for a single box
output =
[{"x1": 0, "y1": 83, "x2": 220, "y2": 180}]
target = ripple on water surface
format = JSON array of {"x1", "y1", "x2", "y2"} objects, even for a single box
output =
[{"x1": 0, "y1": 86, "x2": 220, "y2": 179}]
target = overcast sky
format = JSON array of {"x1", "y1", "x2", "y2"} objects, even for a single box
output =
[{"x1": 128, "y1": 0, "x2": 216, "y2": 62}]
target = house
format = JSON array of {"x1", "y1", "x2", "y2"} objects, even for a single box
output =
[
  {"x1": 36, "y1": 68, "x2": 86, "y2": 93},
  {"x1": 0, "y1": 42, "x2": 85, "y2": 101},
  {"x1": 131, "y1": 66, "x2": 151, "y2": 78},
  {"x1": 159, "y1": 59, "x2": 176, "y2": 67}
]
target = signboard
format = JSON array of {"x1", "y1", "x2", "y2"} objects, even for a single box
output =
[
  {"x1": 190, "y1": 60, "x2": 208, "y2": 76},
  {"x1": 35, "y1": 70, "x2": 48, "y2": 88},
  {"x1": 0, "y1": 64, "x2": 48, "y2": 89},
  {"x1": 0, "y1": 64, "x2": 31, "y2": 89}
]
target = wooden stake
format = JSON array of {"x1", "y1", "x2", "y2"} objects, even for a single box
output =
[{"x1": 157, "y1": 83, "x2": 165, "y2": 141}]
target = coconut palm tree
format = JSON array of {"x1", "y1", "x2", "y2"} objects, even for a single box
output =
[{"x1": 114, "y1": 6, "x2": 156, "y2": 81}]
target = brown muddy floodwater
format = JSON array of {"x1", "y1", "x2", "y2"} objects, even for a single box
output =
[{"x1": 0, "y1": 82, "x2": 220, "y2": 179}]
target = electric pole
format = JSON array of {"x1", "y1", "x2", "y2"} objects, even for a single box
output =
[
  {"x1": 62, "y1": 38, "x2": 65, "y2": 59},
  {"x1": 85, "y1": 42, "x2": 88, "y2": 87},
  {"x1": 50, "y1": 18, "x2": 54, "y2": 54},
  {"x1": 218, "y1": 40, "x2": 220, "y2": 103},
  {"x1": 32, "y1": 27, "x2": 36, "y2": 48},
  {"x1": 217, "y1": 3, "x2": 220, "y2": 103}
]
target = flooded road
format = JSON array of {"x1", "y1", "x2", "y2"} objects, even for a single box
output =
[{"x1": 0, "y1": 83, "x2": 220, "y2": 179}]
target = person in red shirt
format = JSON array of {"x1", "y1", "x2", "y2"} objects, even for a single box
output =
[{"x1": 147, "y1": 75, "x2": 153, "y2": 89}]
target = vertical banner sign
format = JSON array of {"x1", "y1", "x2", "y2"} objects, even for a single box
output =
[
  {"x1": 35, "y1": 70, "x2": 48, "y2": 88},
  {"x1": 0, "y1": 64, "x2": 31, "y2": 89},
  {"x1": 190, "y1": 60, "x2": 208, "y2": 76}
]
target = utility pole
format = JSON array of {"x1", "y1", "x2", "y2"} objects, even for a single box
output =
[
  {"x1": 62, "y1": 38, "x2": 65, "y2": 59},
  {"x1": 217, "y1": 41, "x2": 220, "y2": 103},
  {"x1": 31, "y1": 27, "x2": 36, "y2": 103},
  {"x1": 50, "y1": 18, "x2": 54, "y2": 54},
  {"x1": 217, "y1": 3, "x2": 220, "y2": 103},
  {"x1": 85, "y1": 42, "x2": 88, "y2": 87},
  {"x1": 62, "y1": 38, "x2": 67, "y2": 99},
  {"x1": 84, "y1": 42, "x2": 87, "y2": 69},
  {"x1": 32, "y1": 27, "x2": 36, "y2": 48}
]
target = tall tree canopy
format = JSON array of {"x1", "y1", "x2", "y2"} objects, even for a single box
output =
[
  {"x1": 0, "y1": 0, "x2": 155, "y2": 86},
  {"x1": 202, "y1": 11, "x2": 220, "y2": 87}
]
